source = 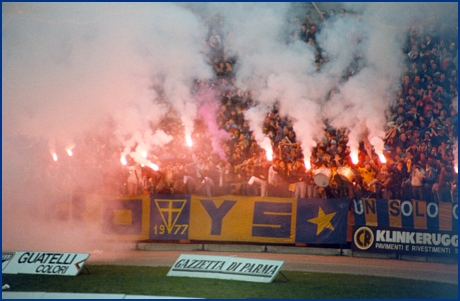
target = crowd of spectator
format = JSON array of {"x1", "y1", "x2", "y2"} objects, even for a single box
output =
[{"x1": 120, "y1": 8, "x2": 457, "y2": 204}]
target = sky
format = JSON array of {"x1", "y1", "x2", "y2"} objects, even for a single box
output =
[{"x1": 2, "y1": 2, "x2": 458, "y2": 252}]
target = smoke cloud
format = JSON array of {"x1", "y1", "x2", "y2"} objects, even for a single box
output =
[
  {"x1": 197, "y1": 92, "x2": 230, "y2": 160},
  {"x1": 2, "y1": 2, "x2": 212, "y2": 252}
]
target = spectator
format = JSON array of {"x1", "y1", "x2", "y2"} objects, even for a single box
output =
[
  {"x1": 127, "y1": 164, "x2": 142, "y2": 196},
  {"x1": 423, "y1": 161, "x2": 438, "y2": 202},
  {"x1": 290, "y1": 159, "x2": 310, "y2": 198},
  {"x1": 410, "y1": 162, "x2": 426, "y2": 200},
  {"x1": 373, "y1": 164, "x2": 392, "y2": 199},
  {"x1": 246, "y1": 151, "x2": 270, "y2": 196},
  {"x1": 434, "y1": 163, "x2": 455, "y2": 202},
  {"x1": 357, "y1": 161, "x2": 377, "y2": 196},
  {"x1": 388, "y1": 160, "x2": 409, "y2": 199}
]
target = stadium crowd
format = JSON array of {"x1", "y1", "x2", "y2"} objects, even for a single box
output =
[{"x1": 121, "y1": 8, "x2": 457, "y2": 204}]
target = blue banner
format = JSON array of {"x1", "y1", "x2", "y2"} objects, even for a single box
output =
[
  {"x1": 295, "y1": 198, "x2": 349, "y2": 244},
  {"x1": 149, "y1": 194, "x2": 190, "y2": 240},
  {"x1": 352, "y1": 199, "x2": 458, "y2": 232},
  {"x1": 101, "y1": 196, "x2": 150, "y2": 240}
]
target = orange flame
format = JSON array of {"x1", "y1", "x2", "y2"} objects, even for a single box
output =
[
  {"x1": 378, "y1": 153, "x2": 387, "y2": 164},
  {"x1": 455, "y1": 165, "x2": 458, "y2": 174}
]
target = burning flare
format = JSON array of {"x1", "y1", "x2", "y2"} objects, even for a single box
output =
[
  {"x1": 120, "y1": 156, "x2": 127, "y2": 166},
  {"x1": 378, "y1": 153, "x2": 386, "y2": 164},
  {"x1": 304, "y1": 158, "x2": 311, "y2": 170},
  {"x1": 350, "y1": 153, "x2": 359, "y2": 165},
  {"x1": 149, "y1": 162, "x2": 159, "y2": 171},
  {"x1": 141, "y1": 151, "x2": 148, "y2": 159},
  {"x1": 455, "y1": 165, "x2": 458, "y2": 174},
  {"x1": 66, "y1": 144, "x2": 75, "y2": 157},
  {"x1": 186, "y1": 135, "x2": 193, "y2": 147},
  {"x1": 266, "y1": 148, "x2": 273, "y2": 161},
  {"x1": 51, "y1": 153, "x2": 58, "y2": 162}
]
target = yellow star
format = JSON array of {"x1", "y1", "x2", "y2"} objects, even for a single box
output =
[{"x1": 308, "y1": 207, "x2": 336, "y2": 235}]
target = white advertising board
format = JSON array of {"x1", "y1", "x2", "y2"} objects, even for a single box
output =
[
  {"x1": 167, "y1": 254, "x2": 284, "y2": 283},
  {"x1": 2, "y1": 251, "x2": 90, "y2": 276}
]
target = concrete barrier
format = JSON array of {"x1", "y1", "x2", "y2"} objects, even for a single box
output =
[
  {"x1": 135, "y1": 242, "x2": 456, "y2": 264},
  {"x1": 136, "y1": 242, "x2": 351, "y2": 256},
  {"x1": 136, "y1": 243, "x2": 203, "y2": 252},
  {"x1": 203, "y1": 244, "x2": 265, "y2": 253}
]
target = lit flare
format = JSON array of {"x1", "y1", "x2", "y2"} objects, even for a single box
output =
[
  {"x1": 186, "y1": 135, "x2": 193, "y2": 147},
  {"x1": 378, "y1": 153, "x2": 386, "y2": 164},
  {"x1": 266, "y1": 149, "x2": 273, "y2": 161},
  {"x1": 66, "y1": 144, "x2": 75, "y2": 157},
  {"x1": 304, "y1": 159, "x2": 311, "y2": 170},
  {"x1": 120, "y1": 156, "x2": 127, "y2": 166},
  {"x1": 350, "y1": 153, "x2": 359, "y2": 165}
]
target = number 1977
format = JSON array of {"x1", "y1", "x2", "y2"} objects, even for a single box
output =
[{"x1": 153, "y1": 224, "x2": 188, "y2": 235}]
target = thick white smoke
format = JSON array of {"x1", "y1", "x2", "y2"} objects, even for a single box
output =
[
  {"x1": 322, "y1": 2, "x2": 457, "y2": 160},
  {"x1": 196, "y1": 3, "x2": 325, "y2": 160},
  {"x1": 213, "y1": 2, "x2": 457, "y2": 163},
  {"x1": 2, "y1": 2, "x2": 212, "y2": 252}
]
